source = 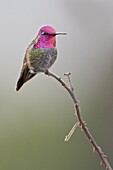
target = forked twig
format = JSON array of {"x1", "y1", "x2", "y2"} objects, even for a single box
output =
[{"x1": 45, "y1": 71, "x2": 112, "y2": 170}]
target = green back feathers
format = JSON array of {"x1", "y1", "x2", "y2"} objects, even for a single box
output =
[{"x1": 29, "y1": 48, "x2": 45, "y2": 61}]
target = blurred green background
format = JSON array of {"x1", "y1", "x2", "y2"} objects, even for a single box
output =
[{"x1": 0, "y1": 0, "x2": 113, "y2": 169}]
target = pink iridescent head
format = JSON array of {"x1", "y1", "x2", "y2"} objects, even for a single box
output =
[{"x1": 34, "y1": 26, "x2": 66, "y2": 48}]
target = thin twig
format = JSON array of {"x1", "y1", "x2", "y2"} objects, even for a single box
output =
[
  {"x1": 64, "y1": 122, "x2": 79, "y2": 142},
  {"x1": 64, "y1": 72, "x2": 74, "y2": 91},
  {"x1": 45, "y1": 71, "x2": 112, "y2": 170}
]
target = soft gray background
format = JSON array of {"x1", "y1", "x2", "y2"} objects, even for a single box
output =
[{"x1": 0, "y1": 0, "x2": 113, "y2": 169}]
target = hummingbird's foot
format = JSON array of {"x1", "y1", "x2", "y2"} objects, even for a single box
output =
[{"x1": 44, "y1": 69, "x2": 50, "y2": 75}]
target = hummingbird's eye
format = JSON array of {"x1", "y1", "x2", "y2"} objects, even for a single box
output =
[{"x1": 41, "y1": 31, "x2": 49, "y2": 36}]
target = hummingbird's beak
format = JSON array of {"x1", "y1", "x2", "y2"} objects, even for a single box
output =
[
  {"x1": 55, "y1": 32, "x2": 67, "y2": 36},
  {"x1": 50, "y1": 32, "x2": 67, "y2": 36}
]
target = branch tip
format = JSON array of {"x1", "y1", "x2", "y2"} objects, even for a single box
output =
[{"x1": 64, "y1": 72, "x2": 71, "y2": 76}]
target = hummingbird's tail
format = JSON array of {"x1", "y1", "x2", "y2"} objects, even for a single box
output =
[
  {"x1": 16, "y1": 78, "x2": 25, "y2": 91},
  {"x1": 16, "y1": 73, "x2": 36, "y2": 91},
  {"x1": 16, "y1": 65, "x2": 36, "y2": 91}
]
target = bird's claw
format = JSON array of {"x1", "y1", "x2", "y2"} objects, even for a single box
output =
[{"x1": 45, "y1": 69, "x2": 50, "y2": 75}]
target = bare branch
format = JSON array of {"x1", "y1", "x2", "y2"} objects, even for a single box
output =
[{"x1": 45, "y1": 70, "x2": 112, "y2": 170}]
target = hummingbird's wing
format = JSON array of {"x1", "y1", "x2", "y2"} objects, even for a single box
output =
[
  {"x1": 16, "y1": 36, "x2": 39, "y2": 91},
  {"x1": 16, "y1": 56, "x2": 36, "y2": 91}
]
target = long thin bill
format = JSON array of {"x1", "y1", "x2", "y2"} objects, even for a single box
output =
[{"x1": 56, "y1": 32, "x2": 67, "y2": 35}]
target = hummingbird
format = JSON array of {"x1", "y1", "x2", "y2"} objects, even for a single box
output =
[{"x1": 16, "y1": 25, "x2": 66, "y2": 91}]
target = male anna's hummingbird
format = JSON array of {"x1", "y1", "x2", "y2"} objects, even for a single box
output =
[{"x1": 16, "y1": 25, "x2": 66, "y2": 91}]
